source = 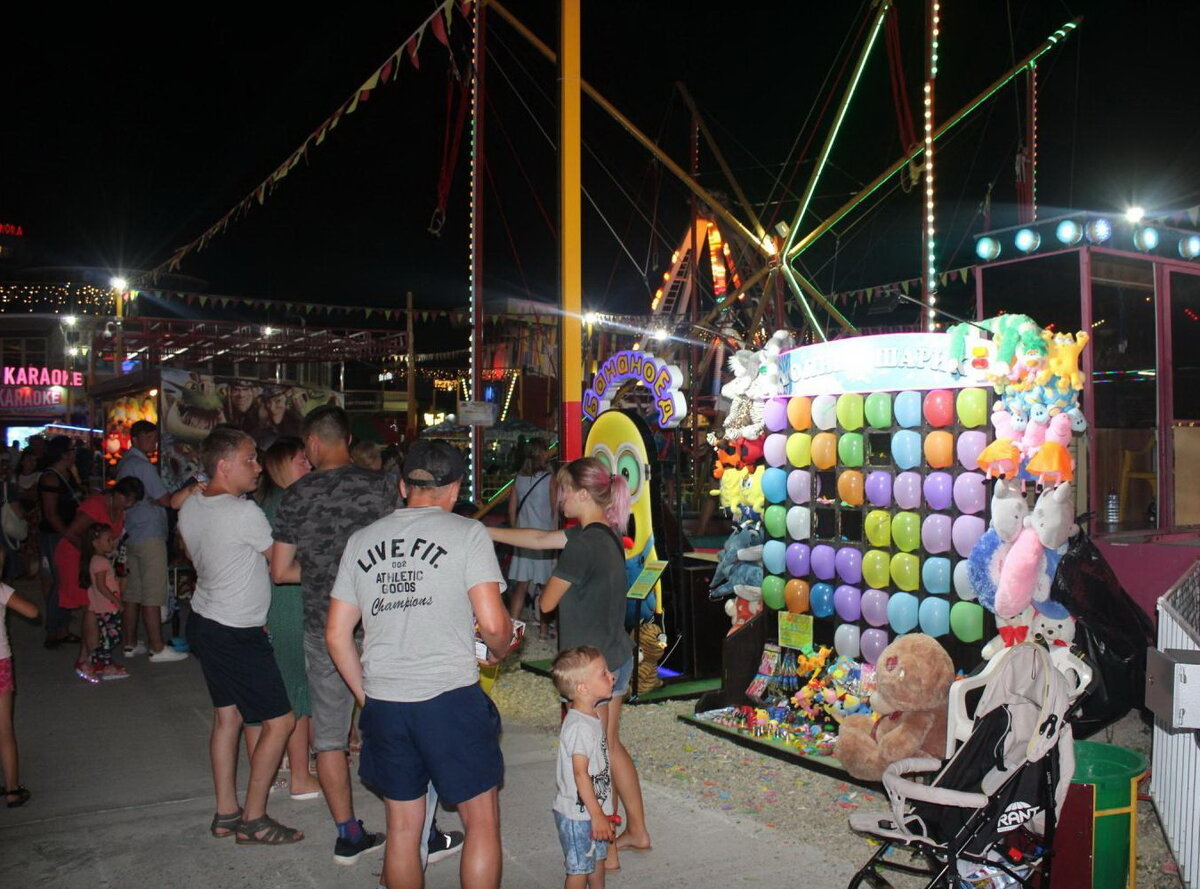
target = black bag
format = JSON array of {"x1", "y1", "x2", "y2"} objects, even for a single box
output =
[{"x1": 1049, "y1": 525, "x2": 1155, "y2": 738}]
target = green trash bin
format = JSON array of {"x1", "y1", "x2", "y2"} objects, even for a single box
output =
[{"x1": 1068, "y1": 741, "x2": 1147, "y2": 889}]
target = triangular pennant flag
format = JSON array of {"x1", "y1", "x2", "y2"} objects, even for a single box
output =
[
  {"x1": 900, "y1": 280, "x2": 910, "y2": 294},
  {"x1": 443, "y1": 0, "x2": 455, "y2": 32},
  {"x1": 199, "y1": 296, "x2": 209, "y2": 307},
  {"x1": 346, "y1": 92, "x2": 361, "y2": 115},
  {"x1": 959, "y1": 267, "x2": 969, "y2": 283},
  {"x1": 430, "y1": 9, "x2": 449, "y2": 46},
  {"x1": 1188, "y1": 205, "x2": 1200, "y2": 226},
  {"x1": 380, "y1": 58, "x2": 394, "y2": 85},
  {"x1": 407, "y1": 25, "x2": 425, "y2": 68},
  {"x1": 460, "y1": 1, "x2": 473, "y2": 18}
]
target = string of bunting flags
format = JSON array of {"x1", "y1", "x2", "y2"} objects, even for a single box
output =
[{"x1": 142, "y1": 0, "x2": 474, "y2": 283}]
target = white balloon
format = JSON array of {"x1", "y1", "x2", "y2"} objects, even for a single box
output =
[
  {"x1": 786, "y1": 505, "x2": 811, "y2": 541},
  {"x1": 812, "y1": 394, "x2": 838, "y2": 430},
  {"x1": 953, "y1": 559, "x2": 976, "y2": 601},
  {"x1": 834, "y1": 623, "x2": 861, "y2": 660}
]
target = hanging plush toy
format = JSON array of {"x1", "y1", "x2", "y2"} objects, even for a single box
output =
[
  {"x1": 993, "y1": 483, "x2": 1078, "y2": 619},
  {"x1": 976, "y1": 407, "x2": 1021, "y2": 479},
  {"x1": 708, "y1": 526, "x2": 764, "y2": 599},
  {"x1": 968, "y1": 479, "x2": 1029, "y2": 613},
  {"x1": 1026, "y1": 414, "x2": 1074, "y2": 485}
]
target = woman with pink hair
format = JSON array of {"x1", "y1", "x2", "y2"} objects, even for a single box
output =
[{"x1": 490, "y1": 456, "x2": 651, "y2": 869}]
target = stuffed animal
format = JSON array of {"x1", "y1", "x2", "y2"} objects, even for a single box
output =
[
  {"x1": 982, "y1": 605, "x2": 1036, "y2": 659},
  {"x1": 969, "y1": 479, "x2": 1029, "y2": 613},
  {"x1": 737, "y1": 465, "x2": 767, "y2": 522},
  {"x1": 724, "y1": 585, "x2": 763, "y2": 635},
  {"x1": 1030, "y1": 609, "x2": 1075, "y2": 649},
  {"x1": 634, "y1": 622, "x2": 667, "y2": 693},
  {"x1": 977, "y1": 407, "x2": 1021, "y2": 479},
  {"x1": 993, "y1": 483, "x2": 1078, "y2": 618},
  {"x1": 1039, "y1": 330, "x2": 1090, "y2": 393},
  {"x1": 748, "y1": 330, "x2": 794, "y2": 401},
  {"x1": 1025, "y1": 414, "x2": 1074, "y2": 485},
  {"x1": 835, "y1": 634, "x2": 955, "y2": 782},
  {"x1": 708, "y1": 525, "x2": 764, "y2": 598}
]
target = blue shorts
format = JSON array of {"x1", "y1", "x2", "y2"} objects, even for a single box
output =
[
  {"x1": 554, "y1": 811, "x2": 609, "y2": 875},
  {"x1": 359, "y1": 684, "x2": 503, "y2": 805},
  {"x1": 610, "y1": 656, "x2": 634, "y2": 698},
  {"x1": 186, "y1": 612, "x2": 291, "y2": 724}
]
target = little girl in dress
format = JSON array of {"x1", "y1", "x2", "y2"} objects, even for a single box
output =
[
  {"x1": 1, "y1": 580, "x2": 39, "y2": 805},
  {"x1": 79, "y1": 524, "x2": 128, "y2": 682}
]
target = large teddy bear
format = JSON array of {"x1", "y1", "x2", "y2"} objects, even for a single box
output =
[{"x1": 835, "y1": 634, "x2": 956, "y2": 782}]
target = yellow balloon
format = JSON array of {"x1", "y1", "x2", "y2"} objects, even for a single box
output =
[
  {"x1": 812, "y1": 432, "x2": 838, "y2": 470},
  {"x1": 865, "y1": 510, "x2": 892, "y2": 547},
  {"x1": 862, "y1": 549, "x2": 891, "y2": 589},
  {"x1": 787, "y1": 396, "x2": 813, "y2": 431},
  {"x1": 785, "y1": 578, "x2": 811, "y2": 613},
  {"x1": 786, "y1": 432, "x2": 812, "y2": 467},
  {"x1": 891, "y1": 552, "x2": 920, "y2": 591}
]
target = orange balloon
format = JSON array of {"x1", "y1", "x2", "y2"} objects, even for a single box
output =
[
  {"x1": 785, "y1": 578, "x2": 811, "y2": 613},
  {"x1": 837, "y1": 470, "x2": 864, "y2": 506},
  {"x1": 812, "y1": 432, "x2": 838, "y2": 470},
  {"x1": 924, "y1": 430, "x2": 954, "y2": 469},
  {"x1": 787, "y1": 396, "x2": 812, "y2": 431}
]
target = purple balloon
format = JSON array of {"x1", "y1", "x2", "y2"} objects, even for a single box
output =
[
  {"x1": 865, "y1": 470, "x2": 893, "y2": 507},
  {"x1": 785, "y1": 543, "x2": 811, "y2": 577},
  {"x1": 763, "y1": 398, "x2": 789, "y2": 433},
  {"x1": 835, "y1": 547, "x2": 863, "y2": 584},
  {"x1": 861, "y1": 589, "x2": 890, "y2": 627},
  {"x1": 834, "y1": 585, "x2": 863, "y2": 622},
  {"x1": 811, "y1": 544, "x2": 836, "y2": 580},
  {"x1": 957, "y1": 430, "x2": 987, "y2": 470},
  {"x1": 953, "y1": 472, "x2": 987, "y2": 514},
  {"x1": 952, "y1": 515, "x2": 987, "y2": 558},
  {"x1": 787, "y1": 469, "x2": 812, "y2": 504},
  {"x1": 922, "y1": 514, "x2": 953, "y2": 554},
  {"x1": 860, "y1": 628, "x2": 890, "y2": 665},
  {"x1": 894, "y1": 471, "x2": 922, "y2": 510},
  {"x1": 764, "y1": 433, "x2": 788, "y2": 468},
  {"x1": 923, "y1": 471, "x2": 953, "y2": 510}
]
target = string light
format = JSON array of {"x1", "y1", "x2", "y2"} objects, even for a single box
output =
[
  {"x1": 0, "y1": 283, "x2": 116, "y2": 313},
  {"x1": 923, "y1": 0, "x2": 940, "y2": 331},
  {"x1": 466, "y1": 0, "x2": 481, "y2": 500},
  {"x1": 1028, "y1": 62, "x2": 1038, "y2": 221}
]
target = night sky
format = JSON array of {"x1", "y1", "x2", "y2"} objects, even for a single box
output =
[{"x1": 4, "y1": 1, "x2": 1199, "y2": 317}]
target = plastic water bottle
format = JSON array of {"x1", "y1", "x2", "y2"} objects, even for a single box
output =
[{"x1": 1105, "y1": 490, "x2": 1120, "y2": 525}]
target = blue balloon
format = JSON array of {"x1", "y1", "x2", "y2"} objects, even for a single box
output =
[
  {"x1": 887, "y1": 591, "x2": 919, "y2": 633},
  {"x1": 762, "y1": 539, "x2": 787, "y2": 576},
  {"x1": 811, "y1": 582, "x2": 836, "y2": 618},
  {"x1": 762, "y1": 467, "x2": 789, "y2": 504},
  {"x1": 894, "y1": 390, "x2": 923, "y2": 428},
  {"x1": 922, "y1": 556, "x2": 951, "y2": 594},
  {"x1": 892, "y1": 429, "x2": 922, "y2": 470},
  {"x1": 919, "y1": 596, "x2": 950, "y2": 637}
]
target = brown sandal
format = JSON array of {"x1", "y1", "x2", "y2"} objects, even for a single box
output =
[
  {"x1": 210, "y1": 807, "x2": 242, "y2": 838},
  {"x1": 235, "y1": 814, "x2": 304, "y2": 845}
]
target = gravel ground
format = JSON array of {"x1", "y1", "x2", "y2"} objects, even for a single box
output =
[{"x1": 492, "y1": 633, "x2": 1184, "y2": 888}]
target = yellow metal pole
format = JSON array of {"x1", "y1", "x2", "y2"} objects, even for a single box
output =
[{"x1": 560, "y1": 0, "x2": 583, "y2": 461}]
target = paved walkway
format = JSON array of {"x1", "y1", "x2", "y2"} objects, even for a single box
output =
[{"x1": 0, "y1": 579, "x2": 855, "y2": 888}]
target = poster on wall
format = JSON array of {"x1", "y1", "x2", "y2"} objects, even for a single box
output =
[
  {"x1": 159, "y1": 367, "x2": 342, "y2": 489},
  {"x1": 102, "y1": 391, "x2": 159, "y2": 472}
]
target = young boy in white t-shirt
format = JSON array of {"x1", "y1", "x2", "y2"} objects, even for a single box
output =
[{"x1": 550, "y1": 645, "x2": 615, "y2": 889}]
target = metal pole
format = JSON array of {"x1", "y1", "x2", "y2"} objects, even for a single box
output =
[
  {"x1": 560, "y1": 0, "x2": 583, "y2": 462},
  {"x1": 405, "y1": 291, "x2": 417, "y2": 442}
]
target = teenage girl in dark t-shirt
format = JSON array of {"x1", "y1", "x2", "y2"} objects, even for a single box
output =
[{"x1": 489, "y1": 456, "x2": 652, "y2": 868}]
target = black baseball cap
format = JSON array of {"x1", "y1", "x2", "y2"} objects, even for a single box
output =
[{"x1": 403, "y1": 439, "x2": 465, "y2": 488}]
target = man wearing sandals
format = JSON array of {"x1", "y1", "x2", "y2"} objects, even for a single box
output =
[
  {"x1": 179, "y1": 427, "x2": 303, "y2": 846},
  {"x1": 327, "y1": 439, "x2": 513, "y2": 889}
]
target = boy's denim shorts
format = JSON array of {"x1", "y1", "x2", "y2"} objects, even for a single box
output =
[{"x1": 554, "y1": 810, "x2": 609, "y2": 875}]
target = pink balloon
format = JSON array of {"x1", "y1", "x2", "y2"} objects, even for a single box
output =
[
  {"x1": 763, "y1": 398, "x2": 789, "y2": 432},
  {"x1": 952, "y1": 515, "x2": 987, "y2": 558},
  {"x1": 764, "y1": 433, "x2": 788, "y2": 467},
  {"x1": 921, "y1": 514, "x2": 953, "y2": 554},
  {"x1": 860, "y1": 628, "x2": 890, "y2": 665},
  {"x1": 957, "y1": 430, "x2": 988, "y2": 470},
  {"x1": 861, "y1": 589, "x2": 889, "y2": 627},
  {"x1": 953, "y1": 472, "x2": 987, "y2": 514},
  {"x1": 787, "y1": 469, "x2": 812, "y2": 503},
  {"x1": 924, "y1": 389, "x2": 955, "y2": 427},
  {"x1": 894, "y1": 471, "x2": 922, "y2": 510}
]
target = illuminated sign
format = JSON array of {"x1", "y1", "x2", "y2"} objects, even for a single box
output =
[
  {"x1": 0, "y1": 387, "x2": 66, "y2": 409},
  {"x1": 0, "y1": 223, "x2": 25, "y2": 237},
  {"x1": 2, "y1": 366, "x2": 84, "y2": 387},
  {"x1": 583, "y1": 350, "x2": 686, "y2": 428}
]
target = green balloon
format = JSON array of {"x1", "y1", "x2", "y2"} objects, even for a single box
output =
[
  {"x1": 835, "y1": 393, "x2": 864, "y2": 431},
  {"x1": 762, "y1": 575, "x2": 787, "y2": 610},
  {"x1": 838, "y1": 432, "x2": 864, "y2": 467},
  {"x1": 864, "y1": 392, "x2": 893, "y2": 429},
  {"x1": 950, "y1": 601, "x2": 985, "y2": 642},
  {"x1": 786, "y1": 432, "x2": 812, "y2": 467},
  {"x1": 890, "y1": 552, "x2": 920, "y2": 591},
  {"x1": 764, "y1": 504, "x2": 788, "y2": 538},
  {"x1": 891, "y1": 511, "x2": 921, "y2": 552},
  {"x1": 956, "y1": 388, "x2": 988, "y2": 429},
  {"x1": 865, "y1": 510, "x2": 892, "y2": 547},
  {"x1": 862, "y1": 549, "x2": 891, "y2": 588}
]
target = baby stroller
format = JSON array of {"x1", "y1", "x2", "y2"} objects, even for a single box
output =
[{"x1": 846, "y1": 643, "x2": 1076, "y2": 888}]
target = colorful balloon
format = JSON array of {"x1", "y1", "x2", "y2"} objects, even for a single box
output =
[
  {"x1": 919, "y1": 596, "x2": 950, "y2": 637},
  {"x1": 812, "y1": 394, "x2": 838, "y2": 431},
  {"x1": 834, "y1": 623, "x2": 861, "y2": 659},
  {"x1": 864, "y1": 392, "x2": 892, "y2": 429},
  {"x1": 953, "y1": 559, "x2": 976, "y2": 600},
  {"x1": 786, "y1": 543, "x2": 811, "y2": 577},
  {"x1": 762, "y1": 575, "x2": 786, "y2": 610},
  {"x1": 890, "y1": 552, "x2": 920, "y2": 591},
  {"x1": 762, "y1": 467, "x2": 788, "y2": 504},
  {"x1": 786, "y1": 505, "x2": 811, "y2": 540},
  {"x1": 950, "y1": 601, "x2": 985, "y2": 642},
  {"x1": 892, "y1": 429, "x2": 922, "y2": 470},
  {"x1": 835, "y1": 546, "x2": 863, "y2": 584},
  {"x1": 924, "y1": 430, "x2": 954, "y2": 469},
  {"x1": 785, "y1": 578, "x2": 811, "y2": 613},
  {"x1": 787, "y1": 469, "x2": 812, "y2": 503},
  {"x1": 865, "y1": 510, "x2": 892, "y2": 547},
  {"x1": 956, "y1": 388, "x2": 988, "y2": 429},
  {"x1": 810, "y1": 582, "x2": 835, "y2": 618},
  {"x1": 811, "y1": 544, "x2": 836, "y2": 580},
  {"x1": 923, "y1": 389, "x2": 955, "y2": 427},
  {"x1": 957, "y1": 430, "x2": 987, "y2": 470},
  {"x1": 764, "y1": 504, "x2": 787, "y2": 538},
  {"x1": 894, "y1": 390, "x2": 922, "y2": 428},
  {"x1": 762, "y1": 539, "x2": 787, "y2": 575},
  {"x1": 834, "y1": 585, "x2": 862, "y2": 622},
  {"x1": 894, "y1": 471, "x2": 922, "y2": 509},
  {"x1": 891, "y1": 511, "x2": 921, "y2": 552},
  {"x1": 923, "y1": 471, "x2": 953, "y2": 510},
  {"x1": 838, "y1": 433, "x2": 865, "y2": 467},
  {"x1": 787, "y1": 396, "x2": 812, "y2": 431},
  {"x1": 921, "y1": 514, "x2": 952, "y2": 554},
  {"x1": 835, "y1": 393, "x2": 864, "y2": 430},
  {"x1": 764, "y1": 433, "x2": 788, "y2": 468},
  {"x1": 865, "y1": 471, "x2": 892, "y2": 507},
  {"x1": 952, "y1": 515, "x2": 987, "y2": 557},
  {"x1": 837, "y1": 470, "x2": 864, "y2": 506},
  {"x1": 812, "y1": 432, "x2": 838, "y2": 470},
  {"x1": 922, "y1": 556, "x2": 951, "y2": 594},
  {"x1": 862, "y1": 549, "x2": 891, "y2": 589},
  {"x1": 763, "y1": 397, "x2": 789, "y2": 432},
  {"x1": 952, "y1": 472, "x2": 987, "y2": 514},
  {"x1": 786, "y1": 432, "x2": 812, "y2": 467},
  {"x1": 860, "y1": 628, "x2": 890, "y2": 665},
  {"x1": 861, "y1": 589, "x2": 890, "y2": 627},
  {"x1": 887, "y1": 591, "x2": 920, "y2": 633}
]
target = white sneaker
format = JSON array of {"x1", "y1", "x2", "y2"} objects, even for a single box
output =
[
  {"x1": 148, "y1": 647, "x2": 188, "y2": 663},
  {"x1": 124, "y1": 642, "x2": 148, "y2": 657}
]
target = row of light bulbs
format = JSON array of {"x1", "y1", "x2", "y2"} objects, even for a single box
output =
[{"x1": 976, "y1": 216, "x2": 1200, "y2": 262}]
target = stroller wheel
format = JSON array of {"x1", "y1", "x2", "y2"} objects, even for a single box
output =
[{"x1": 847, "y1": 869, "x2": 895, "y2": 889}]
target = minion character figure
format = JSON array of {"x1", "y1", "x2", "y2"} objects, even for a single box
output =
[{"x1": 585, "y1": 409, "x2": 663, "y2": 626}]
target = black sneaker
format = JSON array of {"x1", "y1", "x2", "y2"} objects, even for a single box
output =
[
  {"x1": 333, "y1": 822, "x2": 386, "y2": 866},
  {"x1": 427, "y1": 828, "x2": 465, "y2": 864}
]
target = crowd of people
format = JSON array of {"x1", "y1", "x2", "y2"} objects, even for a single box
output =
[{"x1": 0, "y1": 416, "x2": 654, "y2": 889}]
